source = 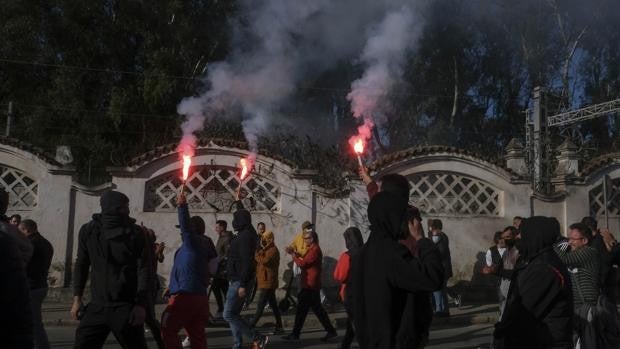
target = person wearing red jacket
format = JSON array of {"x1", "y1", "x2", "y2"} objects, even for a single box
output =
[
  {"x1": 333, "y1": 227, "x2": 364, "y2": 349},
  {"x1": 282, "y1": 231, "x2": 338, "y2": 342}
]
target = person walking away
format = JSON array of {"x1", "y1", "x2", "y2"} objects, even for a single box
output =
[
  {"x1": 71, "y1": 191, "x2": 151, "y2": 349},
  {"x1": 212, "y1": 220, "x2": 233, "y2": 320},
  {"x1": 493, "y1": 216, "x2": 573, "y2": 349},
  {"x1": 352, "y1": 190, "x2": 444, "y2": 349},
  {"x1": 430, "y1": 219, "x2": 452, "y2": 317},
  {"x1": 19, "y1": 219, "x2": 53, "y2": 349},
  {"x1": 282, "y1": 231, "x2": 338, "y2": 342},
  {"x1": 223, "y1": 198, "x2": 268, "y2": 349},
  {"x1": 141, "y1": 228, "x2": 164, "y2": 349},
  {"x1": 161, "y1": 193, "x2": 217, "y2": 349},
  {"x1": 250, "y1": 230, "x2": 283, "y2": 333},
  {"x1": 554, "y1": 223, "x2": 601, "y2": 348},
  {"x1": 497, "y1": 226, "x2": 519, "y2": 318},
  {"x1": 333, "y1": 227, "x2": 363, "y2": 349}
]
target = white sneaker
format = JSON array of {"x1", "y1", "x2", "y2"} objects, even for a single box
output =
[{"x1": 182, "y1": 337, "x2": 191, "y2": 348}]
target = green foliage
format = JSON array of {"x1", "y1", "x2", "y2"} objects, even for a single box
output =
[{"x1": 0, "y1": 0, "x2": 619, "y2": 188}]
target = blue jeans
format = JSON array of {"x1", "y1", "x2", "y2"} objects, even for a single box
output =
[
  {"x1": 223, "y1": 281, "x2": 256, "y2": 349},
  {"x1": 433, "y1": 288, "x2": 449, "y2": 313}
]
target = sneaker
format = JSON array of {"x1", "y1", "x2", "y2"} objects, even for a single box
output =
[
  {"x1": 252, "y1": 334, "x2": 269, "y2": 349},
  {"x1": 272, "y1": 327, "x2": 285, "y2": 335},
  {"x1": 181, "y1": 337, "x2": 191, "y2": 348},
  {"x1": 281, "y1": 334, "x2": 299, "y2": 341},
  {"x1": 320, "y1": 331, "x2": 338, "y2": 342}
]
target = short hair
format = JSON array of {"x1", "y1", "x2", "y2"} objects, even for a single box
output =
[
  {"x1": 493, "y1": 231, "x2": 503, "y2": 243},
  {"x1": 502, "y1": 226, "x2": 517, "y2": 237},
  {"x1": 379, "y1": 173, "x2": 411, "y2": 200},
  {"x1": 513, "y1": 216, "x2": 523, "y2": 221},
  {"x1": 569, "y1": 222, "x2": 593, "y2": 241},
  {"x1": 581, "y1": 216, "x2": 597, "y2": 232},
  {"x1": 216, "y1": 220, "x2": 227, "y2": 229},
  {"x1": 430, "y1": 219, "x2": 443, "y2": 230},
  {"x1": 20, "y1": 219, "x2": 37, "y2": 233},
  {"x1": 257, "y1": 222, "x2": 266, "y2": 228},
  {"x1": 10, "y1": 214, "x2": 21, "y2": 221}
]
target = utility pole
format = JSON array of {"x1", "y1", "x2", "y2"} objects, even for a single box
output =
[{"x1": 5, "y1": 101, "x2": 13, "y2": 137}]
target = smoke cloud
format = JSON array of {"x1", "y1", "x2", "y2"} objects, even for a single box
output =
[{"x1": 177, "y1": 0, "x2": 427, "y2": 163}]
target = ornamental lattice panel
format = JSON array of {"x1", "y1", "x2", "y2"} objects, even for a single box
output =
[
  {"x1": 589, "y1": 177, "x2": 620, "y2": 216},
  {"x1": 144, "y1": 165, "x2": 280, "y2": 212},
  {"x1": 0, "y1": 166, "x2": 38, "y2": 209},
  {"x1": 407, "y1": 172, "x2": 501, "y2": 216}
]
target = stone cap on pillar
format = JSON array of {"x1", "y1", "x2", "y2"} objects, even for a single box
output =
[{"x1": 504, "y1": 138, "x2": 527, "y2": 176}]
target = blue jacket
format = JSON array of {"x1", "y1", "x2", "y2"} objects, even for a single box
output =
[{"x1": 168, "y1": 204, "x2": 217, "y2": 295}]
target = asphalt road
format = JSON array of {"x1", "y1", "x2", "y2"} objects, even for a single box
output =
[{"x1": 46, "y1": 323, "x2": 494, "y2": 349}]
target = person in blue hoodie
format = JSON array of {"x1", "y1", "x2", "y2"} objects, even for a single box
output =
[{"x1": 161, "y1": 193, "x2": 217, "y2": 349}]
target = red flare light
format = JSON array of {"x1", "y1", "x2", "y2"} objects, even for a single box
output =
[
  {"x1": 182, "y1": 155, "x2": 191, "y2": 181},
  {"x1": 240, "y1": 158, "x2": 249, "y2": 180},
  {"x1": 353, "y1": 138, "x2": 364, "y2": 154}
]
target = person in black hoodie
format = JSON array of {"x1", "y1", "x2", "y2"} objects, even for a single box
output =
[
  {"x1": 333, "y1": 227, "x2": 364, "y2": 349},
  {"x1": 0, "y1": 219, "x2": 33, "y2": 349},
  {"x1": 71, "y1": 191, "x2": 151, "y2": 349},
  {"x1": 352, "y1": 190, "x2": 444, "y2": 349},
  {"x1": 493, "y1": 216, "x2": 573, "y2": 349},
  {"x1": 223, "y1": 200, "x2": 268, "y2": 349}
]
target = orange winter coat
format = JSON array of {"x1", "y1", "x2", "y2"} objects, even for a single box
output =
[{"x1": 255, "y1": 238, "x2": 280, "y2": 290}]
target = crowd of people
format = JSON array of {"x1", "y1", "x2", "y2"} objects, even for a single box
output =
[{"x1": 2, "y1": 167, "x2": 620, "y2": 349}]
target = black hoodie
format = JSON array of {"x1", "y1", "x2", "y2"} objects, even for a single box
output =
[
  {"x1": 353, "y1": 191, "x2": 444, "y2": 349},
  {"x1": 73, "y1": 191, "x2": 151, "y2": 307},
  {"x1": 494, "y1": 216, "x2": 573, "y2": 349},
  {"x1": 226, "y1": 204, "x2": 257, "y2": 288}
]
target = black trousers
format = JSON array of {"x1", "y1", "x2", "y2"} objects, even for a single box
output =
[
  {"x1": 74, "y1": 303, "x2": 147, "y2": 349},
  {"x1": 292, "y1": 288, "x2": 336, "y2": 336},
  {"x1": 250, "y1": 288, "x2": 283, "y2": 328},
  {"x1": 211, "y1": 277, "x2": 229, "y2": 313},
  {"x1": 341, "y1": 302, "x2": 355, "y2": 349},
  {"x1": 145, "y1": 291, "x2": 164, "y2": 349}
]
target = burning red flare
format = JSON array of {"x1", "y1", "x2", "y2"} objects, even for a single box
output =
[
  {"x1": 353, "y1": 138, "x2": 364, "y2": 154},
  {"x1": 240, "y1": 158, "x2": 249, "y2": 180},
  {"x1": 182, "y1": 155, "x2": 191, "y2": 181}
]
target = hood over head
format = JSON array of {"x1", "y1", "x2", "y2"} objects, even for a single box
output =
[
  {"x1": 343, "y1": 227, "x2": 363, "y2": 251},
  {"x1": 261, "y1": 230, "x2": 274, "y2": 245},
  {"x1": 100, "y1": 191, "x2": 129, "y2": 216},
  {"x1": 367, "y1": 191, "x2": 408, "y2": 240},
  {"x1": 232, "y1": 208, "x2": 253, "y2": 232},
  {"x1": 519, "y1": 216, "x2": 561, "y2": 261}
]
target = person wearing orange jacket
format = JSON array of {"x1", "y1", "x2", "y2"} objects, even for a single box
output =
[
  {"x1": 282, "y1": 231, "x2": 337, "y2": 342},
  {"x1": 333, "y1": 227, "x2": 364, "y2": 349},
  {"x1": 250, "y1": 230, "x2": 283, "y2": 333}
]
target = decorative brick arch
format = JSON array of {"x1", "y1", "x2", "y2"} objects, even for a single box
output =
[
  {"x1": 370, "y1": 146, "x2": 521, "y2": 217},
  {"x1": 109, "y1": 139, "x2": 297, "y2": 213}
]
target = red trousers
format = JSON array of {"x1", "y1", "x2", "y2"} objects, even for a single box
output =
[{"x1": 161, "y1": 294, "x2": 209, "y2": 349}]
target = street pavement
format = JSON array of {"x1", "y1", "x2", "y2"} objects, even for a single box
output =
[{"x1": 43, "y1": 301, "x2": 498, "y2": 348}]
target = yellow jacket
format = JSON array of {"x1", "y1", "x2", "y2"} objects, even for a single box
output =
[{"x1": 289, "y1": 231, "x2": 308, "y2": 257}]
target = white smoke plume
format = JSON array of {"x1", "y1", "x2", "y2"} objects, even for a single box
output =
[
  {"x1": 347, "y1": 6, "x2": 420, "y2": 152},
  {"x1": 177, "y1": 0, "x2": 426, "y2": 165}
]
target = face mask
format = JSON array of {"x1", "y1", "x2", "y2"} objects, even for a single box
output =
[
  {"x1": 505, "y1": 239, "x2": 515, "y2": 248},
  {"x1": 432, "y1": 235, "x2": 440, "y2": 243}
]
